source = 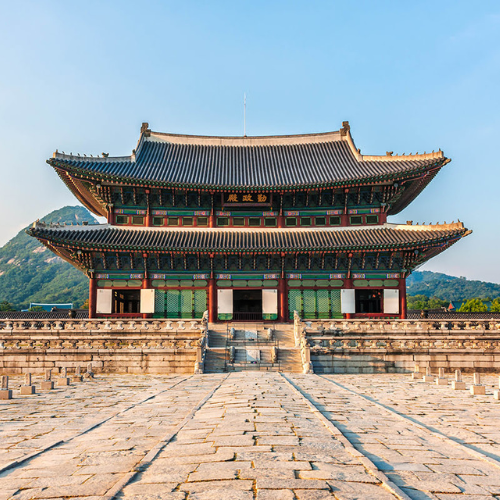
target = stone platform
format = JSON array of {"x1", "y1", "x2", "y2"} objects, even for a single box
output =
[{"x1": 1, "y1": 373, "x2": 500, "y2": 499}]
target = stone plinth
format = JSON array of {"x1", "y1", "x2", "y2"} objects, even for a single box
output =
[
  {"x1": 41, "y1": 381, "x2": 54, "y2": 390},
  {"x1": 451, "y1": 381, "x2": 466, "y2": 390},
  {"x1": 20, "y1": 385, "x2": 35, "y2": 395},
  {"x1": 423, "y1": 375, "x2": 434, "y2": 383},
  {"x1": 494, "y1": 390, "x2": 499, "y2": 400},
  {"x1": 57, "y1": 377, "x2": 70, "y2": 387},
  {"x1": 71, "y1": 376, "x2": 83, "y2": 383},
  {"x1": 0, "y1": 389, "x2": 12, "y2": 400},
  {"x1": 470, "y1": 385, "x2": 486, "y2": 395},
  {"x1": 412, "y1": 372, "x2": 423, "y2": 379}
]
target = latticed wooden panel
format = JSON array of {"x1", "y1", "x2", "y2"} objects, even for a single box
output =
[
  {"x1": 194, "y1": 290, "x2": 207, "y2": 318},
  {"x1": 330, "y1": 289, "x2": 342, "y2": 316},
  {"x1": 166, "y1": 290, "x2": 180, "y2": 317},
  {"x1": 317, "y1": 290, "x2": 330, "y2": 319},
  {"x1": 180, "y1": 290, "x2": 192, "y2": 318},
  {"x1": 288, "y1": 289, "x2": 303, "y2": 319},
  {"x1": 154, "y1": 290, "x2": 165, "y2": 313},
  {"x1": 303, "y1": 290, "x2": 316, "y2": 319}
]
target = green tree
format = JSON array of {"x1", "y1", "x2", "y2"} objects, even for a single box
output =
[
  {"x1": 81, "y1": 298, "x2": 89, "y2": 310},
  {"x1": 407, "y1": 295, "x2": 448, "y2": 310},
  {"x1": 0, "y1": 300, "x2": 15, "y2": 311},
  {"x1": 28, "y1": 306, "x2": 45, "y2": 312},
  {"x1": 458, "y1": 298, "x2": 488, "y2": 312},
  {"x1": 491, "y1": 298, "x2": 500, "y2": 312}
]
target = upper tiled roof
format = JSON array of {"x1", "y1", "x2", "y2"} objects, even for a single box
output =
[
  {"x1": 28, "y1": 222, "x2": 470, "y2": 253},
  {"x1": 48, "y1": 123, "x2": 448, "y2": 191}
]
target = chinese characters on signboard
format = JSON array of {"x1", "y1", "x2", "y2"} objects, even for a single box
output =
[{"x1": 223, "y1": 193, "x2": 271, "y2": 205}]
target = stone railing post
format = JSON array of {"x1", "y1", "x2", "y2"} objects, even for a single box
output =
[{"x1": 294, "y1": 311, "x2": 301, "y2": 347}]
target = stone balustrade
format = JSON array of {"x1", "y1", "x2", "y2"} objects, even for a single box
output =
[
  {"x1": 301, "y1": 318, "x2": 500, "y2": 335},
  {"x1": 0, "y1": 315, "x2": 209, "y2": 374},
  {"x1": 0, "y1": 318, "x2": 205, "y2": 333}
]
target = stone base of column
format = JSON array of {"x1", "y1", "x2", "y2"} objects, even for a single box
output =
[
  {"x1": 494, "y1": 390, "x2": 499, "y2": 400},
  {"x1": 71, "y1": 376, "x2": 83, "y2": 383},
  {"x1": 411, "y1": 373, "x2": 423, "y2": 379},
  {"x1": 41, "y1": 381, "x2": 54, "y2": 391},
  {"x1": 20, "y1": 385, "x2": 35, "y2": 395},
  {"x1": 436, "y1": 378, "x2": 448, "y2": 386},
  {"x1": 57, "y1": 377, "x2": 70, "y2": 387},
  {"x1": 451, "y1": 381, "x2": 466, "y2": 390},
  {"x1": 423, "y1": 375, "x2": 434, "y2": 383},
  {"x1": 470, "y1": 385, "x2": 486, "y2": 395},
  {"x1": 0, "y1": 389, "x2": 12, "y2": 400}
]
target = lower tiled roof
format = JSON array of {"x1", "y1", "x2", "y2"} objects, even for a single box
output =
[{"x1": 28, "y1": 223, "x2": 470, "y2": 253}]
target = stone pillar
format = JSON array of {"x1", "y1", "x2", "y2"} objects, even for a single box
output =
[
  {"x1": 399, "y1": 279, "x2": 407, "y2": 319},
  {"x1": 452, "y1": 369, "x2": 466, "y2": 390},
  {"x1": 470, "y1": 372, "x2": 485, "y2": 395},
  {"x1": 57, "y1": 367, "x2": 70, "y2": 387},
  {"x1": 436, "y1": 367, "x2": 448, "y2": 385},
  {"x1": 0, "y1": 375, "x2": 12, "y2": 400},
  {"x1": 72, "y1": 366, "x2": 83, "y2": 383},
  {"x1": 88, "y1": 276, "x2": 97, "y2": 319},
  {"x1": 208, "y1": 278, "x2": 216, "y2": 323},
  {"x1": 41, "y1": 369, "x2": 54, "y2": 391},
  {"x1": 20, "y1": 373, "x2": 35, "y2": 395}
]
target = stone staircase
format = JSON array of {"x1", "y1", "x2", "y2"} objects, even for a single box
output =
[{"x1": 203, "y1": 323, "x2": 302, "y2": 373}]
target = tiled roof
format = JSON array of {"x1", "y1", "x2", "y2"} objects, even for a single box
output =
[
  {"x1": 48, "y1": 126, "x2": 447, "y2": 190},
  {"x1": 28, "y1": 223, "x2": 469, "y2": 253},
  {"x1": 0, "y1": 310, "x2": 89, "y2": 320},
  {"x1": 407, "y1": 310, "x2": 500, "y2": 320}
]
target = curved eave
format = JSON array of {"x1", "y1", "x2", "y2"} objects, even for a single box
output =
[
  {"x1": 26, "y1": 227, "x2": 470, "y2": 256},
  {"x1": 55, "y1": 168, "x2": 107, "y2": 217},
  {"x1": 387, "y1": 165, "x2": 445, "y2": 215},
  {"x1": 48, "y1": 156, "x2": 447, "y2": 194},
  {"x1": 31, "y1": 236, "x2": 87, "y2": 272}
]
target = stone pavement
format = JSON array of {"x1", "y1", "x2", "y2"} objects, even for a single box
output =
[{"x1": 1, "y1": 373, "x2": 500, "y2": 499}]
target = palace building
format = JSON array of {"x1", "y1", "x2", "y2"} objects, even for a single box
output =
[{"x1": 28, "y1": 122, "x2": 470, "y2": 322}]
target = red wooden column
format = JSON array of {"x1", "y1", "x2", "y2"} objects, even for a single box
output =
[
  {"x1": 142, "y1": 275, "x2": 152, "y2": 319},
  {"x1": 209, "y1": 192, "x2": 215, "y2": 228},
  {"x1": 279, "y1": 252, "x2": 288, "y2": 322},
  {"x1": 88, "y1": 276, "x2": 97, "y2": 319},
  {"x1": 399, "y1": 278, "x2": 407, "y2": 319},
  {"x1": 145, "y1": 189, "x2": 152, "y2": 227},
  {"x1": 208, "y1": 278, "x2": 216, "y2": 323},
  {"x1": 278, "y1": 192, "x2": 285, "y2": 228},
  {"x1": 279, "y1": 278, "x2": 288, "y2": 323},
  {"x1": 107, "y1": 204, "x2": 115, "y2": 225}
]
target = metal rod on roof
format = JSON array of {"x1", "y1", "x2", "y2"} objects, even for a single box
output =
[{"x1": 244, "y1": 93, "x2": 247, "y2": 137}]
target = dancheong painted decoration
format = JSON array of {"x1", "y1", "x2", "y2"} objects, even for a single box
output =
[{"x1": 28, "y1": 121, "x2": 470, "y2": 321}]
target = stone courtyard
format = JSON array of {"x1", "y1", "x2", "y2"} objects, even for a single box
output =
[{"x1": 1, "y1": 373, "x2": 500, "y2": 499}]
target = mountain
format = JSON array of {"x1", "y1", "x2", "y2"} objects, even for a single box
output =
[
  {"x1": 407, "y1": 271, "x2": 500, "y2": 301},
  {"x1": 0, "y1": 206, "x2": 97, "y2": 310}
]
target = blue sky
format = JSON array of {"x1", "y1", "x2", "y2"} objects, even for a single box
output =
[{"x1": 0, "y1": 1, "x2": 499, "y2": 281}]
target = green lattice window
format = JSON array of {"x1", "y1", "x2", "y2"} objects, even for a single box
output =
[
  {"x1": 164, "y1": 289, "x2": 207, "y2": 319},
  {"x1": 288, "y1": 289, "x2": 342, "y2": 319}
]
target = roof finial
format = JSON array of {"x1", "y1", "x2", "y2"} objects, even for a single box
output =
[{"x1": 340, "y1": 121, "x2": 350, "y2": 136}]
